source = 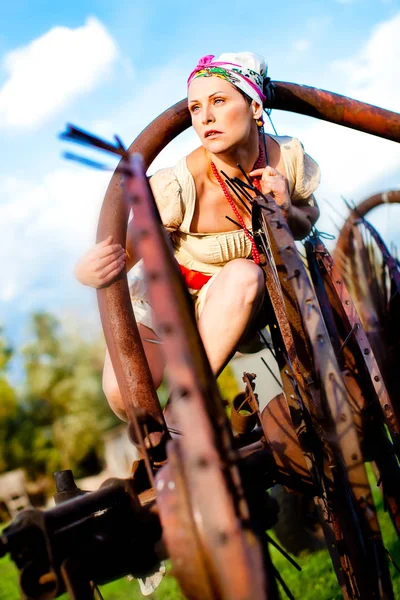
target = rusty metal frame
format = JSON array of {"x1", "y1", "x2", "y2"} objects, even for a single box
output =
[
  {"x1": 123, "y1": 154, "x2": 272, "y2": 600},
  {"x1": 252, "y1": 195, "x2": 395, "y2": 599},
  {"x1": 309, "y1": 235, "x2": 400, "y2": 437},
  {"x1": 306, "y1": 233, "x2": 400, "y2": 537},
  {"x1": 335, "y1": 190, "x2": 400, "y2": 260}
]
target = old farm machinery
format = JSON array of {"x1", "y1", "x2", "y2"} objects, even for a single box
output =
[{"x1": 1, "y1": 83, "x2": 400, "y2": 600}]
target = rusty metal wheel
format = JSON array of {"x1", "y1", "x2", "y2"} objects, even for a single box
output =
[
  {"x1": 334, "y1": 192, "x2": 400, "y2": 423},
  {"x1": 306, "y1": 234, "x2": 400, "y2": 534},
  {"x1": 249, "y1": 194, "x2": 395, "y2": 599}
]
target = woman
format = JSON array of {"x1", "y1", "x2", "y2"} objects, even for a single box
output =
[{"x1": 76, "y1": 52, "x2": 320, "y2": 420}]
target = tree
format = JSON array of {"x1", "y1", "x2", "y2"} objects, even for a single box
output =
[
  {"x1": 0, "y1": 330, "x2": 17, "y2": 472},
  {"x1": 15, "y1": 312, "x2": 119, "y2": 479}
]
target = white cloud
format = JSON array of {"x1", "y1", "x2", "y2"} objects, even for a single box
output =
[
  {"x1": 287, "y1": 12, "x2": 400, "y2": 239},
  {"x1": 292, "y1": 39, "x2": 311, "y2": 53},
  {"x1": 332, "y1": 12, "x2": 400, "y2": 112},
  {"x1": 0, "y1": 17, "x2": 118, "y2": 130},
  {"x1": 0, "y1": 167, "x2": 110, "y2": 308}
]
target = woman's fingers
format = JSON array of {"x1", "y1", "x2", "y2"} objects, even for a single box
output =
[
  {"x1": 97, "y1": 244, "x2": 125, "y2": 259},
  {"x1": 249, "y1": 166, "x2": 282, "y2": 179},
  {"x1": 95, "y1": 248, "x2": 125, "y2": 272},
  {"x1": 99, "y1": 255, "x2": 126, "y2": 284},
  {"x1": 99, "y1": 235, "x2": 114, "y2": 247},
  {"x1": 248, "y1": 166, "x2": 291, "y2": 215}
]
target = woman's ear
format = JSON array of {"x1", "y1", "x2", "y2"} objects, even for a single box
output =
[{"x1": 251, "y1": 100, "x2": 264, "y2": 120}]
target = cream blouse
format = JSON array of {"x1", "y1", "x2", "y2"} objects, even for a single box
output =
[{"x1": 127, "y1": 135, "x2": 320, "y2": 331}]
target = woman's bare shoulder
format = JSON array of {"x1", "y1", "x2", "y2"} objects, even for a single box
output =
[{"x1": 186, "y1": 146, "x2": 207, "y2": 177}]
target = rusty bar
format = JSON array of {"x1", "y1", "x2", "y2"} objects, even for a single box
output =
[
  {"x1": 125, "y1": 155, "x2": 269, "y2": 600},
  {"x1": 271, "y1": 82, "x2": 400, "y2": 142}
]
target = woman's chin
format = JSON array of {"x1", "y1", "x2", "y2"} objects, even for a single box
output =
[{"x1": 203, "y1": 138, "x2": 232, "y2": 154}]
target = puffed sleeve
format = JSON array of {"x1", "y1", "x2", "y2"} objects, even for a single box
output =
[
  {"x1": 149, "y1": 167, "x2": 184, "y2": 232},
  {"x1": 283, "y1": 137, "x2": 321, "y2": 207}
]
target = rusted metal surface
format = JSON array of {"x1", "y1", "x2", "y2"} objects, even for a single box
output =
[
  {"x1": 230, "y1": 373, "x2": 261, "y2": 437},
  {"x1": 271, "y1": 82, "x2": 400, "y2": 142},
  {"x1": 252, "y1": 193, "x2": 394, "y2": 599},
  {"x1": 310, "y1": 236, "x2": 400, "y2": 437},
  {"x1": 231, "y1": 392, "x2": 258, "y2": 436},
  {"x1": 261, "y1": 393, "x2": 314, "y2": 493},
  {"x1": 155, "y1": 445, "x2": 216, "y2": 600},
  {"x1": 124, "y1": 155, "x2": 271, "y2": 600},
  {"x1": 306, "y1": 234, "x2": 400, "y2": 540},
  {"x1": 334, "y1": 195, "x2": 400, "y2": 434},
  {"x1": 335, "y1": 190, "x2": 400, "y2": 259}
]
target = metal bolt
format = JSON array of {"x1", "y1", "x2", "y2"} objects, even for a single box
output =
[
  {"x1": 148, "y1": 271, "x2": 160, "y2": 282},
  {"x1": 217, "y1": 531, "x2": 229, "y2": 545},
  {"x1": 160, "y1": 323, "x2": 173, "y2": 335},
  {"x1": 177, "y1": 387, "x2": 191, "y2": 400},
  {"x1": 197, "y1": 456, "x2": 209, "y2": 469}
]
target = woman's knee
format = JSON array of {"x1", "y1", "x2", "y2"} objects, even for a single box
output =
[
  {"x1": 102, "y1": 368, "x2": 127, "y2": 420},
  {"x1": 218, "y1": 259, "x2": 264, "y2": 302}
]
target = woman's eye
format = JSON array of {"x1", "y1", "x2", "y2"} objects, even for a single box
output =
[
  {"x1": 190, "y1": 105, "x2": 200, "y2": 113},
  {"x1": 214, "y1": 98, "x2": 224, "y2": 105}
]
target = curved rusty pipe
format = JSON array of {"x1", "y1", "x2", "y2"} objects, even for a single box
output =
[
  {"x1": 96, "y1": 82, "x2": 400, "y2": 447},
  {"x1": 272, "y1": 82, "x2": 400, "y2": 142},
  {"x1": 335, "y1": 190, "x2": 400, "y2": 259}
]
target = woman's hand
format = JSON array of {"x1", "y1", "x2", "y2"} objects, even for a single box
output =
[
  {"x1": 75, "y1": 236, "x2": 126, "y2": 288},
  {"x1": 249, "y1": 166, "x2": 292, "y2": 218}
]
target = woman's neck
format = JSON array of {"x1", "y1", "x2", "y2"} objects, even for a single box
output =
[{"x1": 207, "y1": 131, "x2": 262, "y2": 180}]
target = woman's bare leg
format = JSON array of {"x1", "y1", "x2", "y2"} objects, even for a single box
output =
[
  {"x1": 102, "y1": 324, "x2": 165, "y2": 421},
  {"x1": 197, "y1": 259, "x2": 265, "y2": 375}
]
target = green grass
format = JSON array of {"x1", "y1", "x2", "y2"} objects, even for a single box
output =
[{"x1": 1, "y1": 474, "x2": 399, "y2": 600}]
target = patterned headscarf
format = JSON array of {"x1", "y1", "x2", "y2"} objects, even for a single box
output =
[{"x1": 187, "y1": 52, "x2": 267, "y2": 105}]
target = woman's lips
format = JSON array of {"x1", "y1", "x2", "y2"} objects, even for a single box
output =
[{"x1": 205, "y1": 130, "x2": 222, "y2": 139}]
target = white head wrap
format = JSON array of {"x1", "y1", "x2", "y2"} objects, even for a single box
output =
[{"x1": 187, "y1": 52, "x2": 267, "y2": 105}]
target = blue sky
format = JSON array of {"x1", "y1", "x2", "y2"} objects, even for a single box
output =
[{"x1": 0, "y1": 0, "x2": 399, "y2": 376}]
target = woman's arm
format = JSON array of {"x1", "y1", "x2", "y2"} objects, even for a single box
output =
[
  {"x1": 288, "y1": 201, "x2": 320, "y2": 240},
  {"x1": 249, "y1": 166, "x2": 319, "y2": 240}
]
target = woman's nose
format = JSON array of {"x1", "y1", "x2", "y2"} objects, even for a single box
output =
[{"x1": 202, "y1": 106, "x2": 215, "y2": 124}]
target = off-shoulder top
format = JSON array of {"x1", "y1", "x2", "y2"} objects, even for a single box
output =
[
  {"x1": 128, "y1": 135, "x2": 320, "y2": 302},
  {"x1": 146, "y1": 135, "x2": 320, "y2": 276}
]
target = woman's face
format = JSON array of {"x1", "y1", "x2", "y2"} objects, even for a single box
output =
[{"x1": 188, "y1": 76, "x2": 261, "y2": 153}]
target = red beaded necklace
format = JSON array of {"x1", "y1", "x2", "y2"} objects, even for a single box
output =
[{"x1": 210, "y1": 145, "x2": 263, "y2": 265}]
